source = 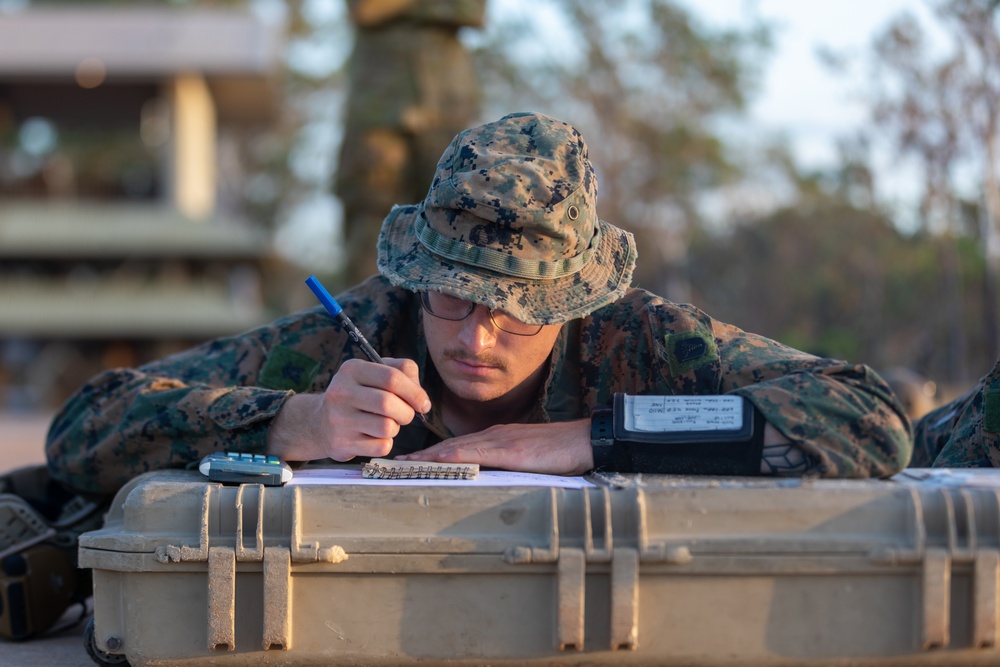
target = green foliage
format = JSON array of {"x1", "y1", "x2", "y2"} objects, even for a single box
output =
[
  {"x1": 857, "y1": 0, "x2": 1000, "y2": 382},
  {"x1": 688, "y1": 199, "x2": 992, "y2": 382}
]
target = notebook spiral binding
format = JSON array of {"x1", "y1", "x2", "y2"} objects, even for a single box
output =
[{"x1": 362, "y1": 459, "x2": 479, "y2": 480}]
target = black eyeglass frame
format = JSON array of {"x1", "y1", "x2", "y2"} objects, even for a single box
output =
[{"x1": 418, "y1": 291, "x2": 544, "y2": 336}]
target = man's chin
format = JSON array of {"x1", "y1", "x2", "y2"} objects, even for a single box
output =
[{"x1": 443, "y1": 378, "x2": 509, "y2": 403}]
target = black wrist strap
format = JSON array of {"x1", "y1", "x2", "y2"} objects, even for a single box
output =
[{"x1": 590, "y1": 408, "x2": 614, "y2": 470}]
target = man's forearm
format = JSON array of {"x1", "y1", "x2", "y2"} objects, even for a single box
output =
[{"x1": 760, "y1": 424, "x2": 812, "y2": 475}]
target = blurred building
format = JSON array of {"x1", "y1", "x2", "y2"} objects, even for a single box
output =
[{"x1": 0, "y1": 5, "x2": 285, "y2": 412}]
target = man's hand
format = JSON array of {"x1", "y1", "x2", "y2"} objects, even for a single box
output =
[
  {"x1": 267, "y1": 357, "x2": 430, "y2": 462},
  {"x1": 396, "y1": 419, "x2": 594, "y2": 475}
]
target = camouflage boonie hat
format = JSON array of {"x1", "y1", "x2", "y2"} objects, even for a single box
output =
[{"x1": 377, "y1": 111, "x2": 637, "y2": 325}]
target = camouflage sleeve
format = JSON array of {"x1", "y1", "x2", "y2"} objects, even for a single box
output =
[
  {"x1": 710, "y1": 319, "x2": 912, "y2": 478},
  {"x1": 915, "y1": 356, "x2": 1000, "y2": 468},
  {"x1": 45, "y1": 311, "x2": 333, "y2": 500}
]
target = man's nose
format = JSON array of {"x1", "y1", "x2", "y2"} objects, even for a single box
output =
[{"x1": 457, "y1": 305, "x2": 498, "y2": 351}]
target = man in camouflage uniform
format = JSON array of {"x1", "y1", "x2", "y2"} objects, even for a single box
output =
[
  {"x1": 336, "y1": 0, "x2": 486, "y2": 284},
  {"x1": 46, "y1": 112, "x2": 911, "y2": 502},
  {"x1": 911, "y1": 355, "x2": 1000, "y2": 468}
]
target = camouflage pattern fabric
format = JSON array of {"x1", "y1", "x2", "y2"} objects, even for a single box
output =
[
  {"x1": 911, "y1": 355, "x2": 1000, "y2": 468},
  {"x1": 46, "y1": 275, "x2": 912, "y2": 500},
  {"x1": 337, "y1": 0, "x2": 486, "y2": 284},
  {"x1": 379, "y1": 112, "x2": 636, "y2": 325}
]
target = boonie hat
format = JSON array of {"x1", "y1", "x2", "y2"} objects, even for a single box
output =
[{"x1": 377, "y1": 111, "x2": 637, "y2": 325}]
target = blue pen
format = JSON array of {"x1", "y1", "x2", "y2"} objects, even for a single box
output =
[
  {"x1": 305, "y1": 275, "x2": 447, "y2": 439},
  {"x1": 305, "y1": 275, "x2": 384, "y2": 364}
]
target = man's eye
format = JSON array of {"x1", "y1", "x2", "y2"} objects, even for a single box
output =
[{"x1": 439, "y1": 295, "x2": 465, "y2": 307}]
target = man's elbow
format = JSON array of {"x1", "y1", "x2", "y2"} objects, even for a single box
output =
[{"x1": 850, "y1": 410, "x2": 913, "y2": 478}]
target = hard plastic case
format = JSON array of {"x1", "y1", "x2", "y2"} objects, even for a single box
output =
[{"x1": 78, "y1": 468, "x2": 1000, "y2": 666}]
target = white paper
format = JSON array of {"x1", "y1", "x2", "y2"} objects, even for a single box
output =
[
  {"x1": 624, "y1": 395, "x2": 744, "y2": 432},
  {"x1": 288, "y1": 467, "x2": 595, "y2": 488}
]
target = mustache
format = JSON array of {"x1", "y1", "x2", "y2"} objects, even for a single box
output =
[{"x1": 442, "y1": 348, "x2": 507, "y2": 370}]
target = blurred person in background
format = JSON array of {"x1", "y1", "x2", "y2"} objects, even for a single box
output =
[{"x1": 336, "y1": 0, "x2": 486, "y2": 284}]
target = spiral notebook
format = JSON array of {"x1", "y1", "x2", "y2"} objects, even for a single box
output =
[{"x1": 361, "y1": 458, "x2": 479, "y2": 480}]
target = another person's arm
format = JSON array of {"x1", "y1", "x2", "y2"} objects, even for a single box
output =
[{"x1": 912, "y1": 354, "x2": 1000, "y2": 468}]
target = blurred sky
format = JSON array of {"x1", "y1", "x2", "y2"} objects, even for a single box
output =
[
  {"x1": 680, "y1": 0, "x2": 951, "y2": 222},
  {"x1": 689, "y1": 0, "x2": 927, "y2": 167}
]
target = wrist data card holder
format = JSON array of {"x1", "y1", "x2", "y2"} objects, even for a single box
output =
[
  {"x1": 613, "y1": 393, "x2": 755, "y2": 442},
  {"x1": 610, "y1": 393, "x2": 764, "y2": 475},
  {"x1": 198, "y1": 452, "x2": 293, "y2": 486}
]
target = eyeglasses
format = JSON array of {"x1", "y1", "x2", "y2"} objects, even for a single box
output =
[{"x1": 419, "y1": 291, "x2": 543, "y2": 336}]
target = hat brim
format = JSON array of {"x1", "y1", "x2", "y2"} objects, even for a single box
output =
[{"x1": 377, "y1": 205, "x2": 637, "y2": 325}]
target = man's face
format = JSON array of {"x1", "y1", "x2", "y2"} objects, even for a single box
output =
[{"x1": 422, "y1": 303, "x2": 563, "y2": 404}]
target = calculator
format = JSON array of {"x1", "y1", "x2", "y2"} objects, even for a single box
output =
[{"x1": 198, "y1": 452, "x2": 293, "y2": 486}]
